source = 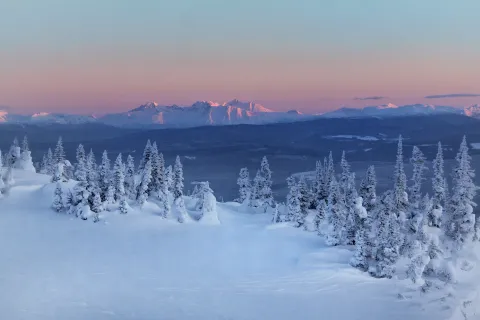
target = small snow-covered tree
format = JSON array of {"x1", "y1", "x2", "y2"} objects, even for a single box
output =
[
  {"x1": 40, "y1": 153, "x2": 48, "y2": 174},
  {"x1": 52, "y1": 182, "x2": 64, "y2": 212},
  {"x1": 430, "y1": 142, "x2": 446, "y2": 227},
  {"x1": 297, "y1": 175, "x2": 310, "y2": 228},
  {"x1": 197, "y1": 182, "x2": 218, "y2": 223},
  {"x1": 313, "y1": 160, "x2": 324, "y2": 207},
  {"x1": 350, "y1": 197, "x2": 369, "y2": 271},
  {"x1": 46, "y1": 148, "x2": 55, "y2": 175},
  {"x1": 119, "y1": 197, "x2": 129, "y2": 214},
  {"x1": 320, "y1": 152, "x2": 335, "y2": 201},
  {"x1": 174, "y1": 196, "x2": 189, "y2": 223},
  {"x1": 0, "y1": 150, "x2": 5, "y2": 196},
  {"x1": 409, "y1": 146, "x2": 427, "y2": 208},
  {"x1": 272, "y1": 203, "x2": 281, "y2": 223},
  {"x1": 98, "y1": 150, "x2": 111, "y2": 200},
  {"x1": 237, "y1": 167, "x2": 251, "y2": 203},
  {"x1": 105, "y1": 185, "x2": 115, "y2": 205},
  {"x1": 51, "y1": 162, "x2": 67, "y2": 183},
  {"x1": 325, "y1": 177, "x2": 347, "y2": 246},
  {"x1": 138, "y1": 139, "x2": 152, "y2": 172},
  {"x1": 6, "y1": 137, "x2": 20, "y2": 168},
  {"x1": 124, "y1": 155, "x2": 136, "y2": 200},
  {"x1": 173, "y1": 156, "x2": 184, "y2": 199},
  {"x1": 75, "y1": 144, "x2": 86, "y2": 180},
  {"x1": 148, "y1": 142, "x2": 160, "y2": 195},
  {"x1": 17, "y1": 137, "x2": 35, "y2": 172},
  {"x1": 313, "y1": 199, "x2": 327, "y2": 233},
  {"x1": 373, "y1": 191, "x2": 402, "y2": 278},
  {"x1": 54, "y1": 136, "x2": 65, "y2": 165},
  {"x1": 251, "y1": 156, "x2": 273, "y2": 210},
  {"x1": 137, "y1": 160, "x2": 152, "y2": 207},
  {"x1": 112, "y1": 153, "x2": 125, "y2": 201},
  {"x1": 165, "y1": 165, "x2": 173, "y2": 193},
  {"x1": 444, "y1": 136, "x2": 477, "y2": 251},
  {"x1": 340, "y1": 151, "x2": 360, "y2": 245},
  {"x1": 394, "y1": 135, "x2": 409, "y2": 218},
  {"x1": 285, "y1": 176, "x2": 301, "y2": 223},
  {"x1": 359, "y1": 165, "x2": 377, "y2": 212}
]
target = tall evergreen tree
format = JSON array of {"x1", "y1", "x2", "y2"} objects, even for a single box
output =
[
  {"x1": 173, "y1": 156, "x2": 184, "y2": 199},
  {"x1": 138, "y1": 140, "x2": 152, "y2": 172},
  {"x1": 124, "y1": 155, "x2": 136, "y2": 200},
  {"x1": 112, "y1": 153, "x2": 125, "y2": 201},
  {"x1": 313, "y1": 160, "x2": 324, "y2": 206},
  {"x1": 430, "y1": 142, "x2": 446, "y2": 227},
  {"x1": 296, "y1": 176, "x2": 310, "y2": 228},
  {"x1": 394, "y1": 135, "x2": 408, "y2": 218},
  {"x1": 444, "y1": 136, "x2": 477, "y2": 250},
  {"x1": 137, "y1": 159, "x2": 152, "y2": 207},
  {"x1": 409, "y1": 146, "x2": 427, "y2": 208},
  {"x1": 98, "y1": 150, "x2": 111, "y2": 200},
  {"x1": 52, "y1": 182, "x2": 64, "y2": 212},
  {"x1": 74, "y1": 144, "x2": 86, "y2": 180},
  {"x1": 148, "y1": 142, "x2": 160, "y2": 195},
  {"x1": 285, "y1": 176, "x2": 301, "y2": 223},
  {"x1": 237, "y1": 167, "x2": 251, "y2": 203},
  {"x1": 325, "y1": 177, "x2": 347, "y2": 246},
  {"x1": 313, "y1": 199, "x2": 327, "y2": 233},
  {"x1": 54, "y1": 136, "x2": 65, "y2": 164},
  {"x1": 373, "y1": 190, "x2": 402, "y2": 278},
  {"x1": 46, "y1": 148, "x2": 54, "y2": 175},
  {"x1": 257, "y1": 156, "x2": 273, "y2": 209},
  {"x1": 350, "y1": 197, "x2": 369, "y2": 271},
  {"x1": 6, "y1": 137, "x2": 20, "y2": 168},
  {"x1": 359, "y1": 165, "x2": 377, "y2": 212}
]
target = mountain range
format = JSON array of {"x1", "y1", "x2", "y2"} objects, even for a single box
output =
[{"x1": 1, "y1": 100, "x2": 480, "y2": 128}]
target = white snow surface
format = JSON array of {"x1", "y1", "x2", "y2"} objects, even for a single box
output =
[
  {"x1": 1, "y1": 170, "x2": 480, "y2": 320},
  {"x1": 470, "y1": 143, "x2": 480, "y2": 150}
]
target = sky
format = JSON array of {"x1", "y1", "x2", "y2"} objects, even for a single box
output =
[{"x1": 1, "y1": 0, "x2": 480, "y2": 114}]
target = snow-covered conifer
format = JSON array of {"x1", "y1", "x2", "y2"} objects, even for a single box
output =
[
  {"x1": 297, "y1": 175, "x2": 310, "y2": 228},
  {"x1": 124, "y1": 155, "x2": 136, "y2": 200},
  {"x1": 54, "y1": 136, "x2": 65, "y2": 165},
  {"x1": 112, "y1": 153, "x2": 125, "y2": 201},
  {"x1": 325, "y1": 177, "x2": 347, "y2": 246},
  {"x1": 137, "y1": 160, "x2": 152, "y2": 207},
  {"x1": 313, "y1": 199, "x2": 327, "y2": 233},
  {"x1": 359, "y1": 165, "x2": 377, "y2": 212},
  {"x1": 138, "y1": 140, "x2": 152, "y2": 172},
  {"x1": 237, "y1": 167, "x2": 251, "y2": 203},
  {"x1": 106, "y1": 185, "x2": 115, "y2": 205},
  {"x1": 52, "y1": 182, "x2": 64, "y2": 212},
  {"x1": 148, "y1": 142, "x2": 160, "y2": 195},
  {"x1": 394, "y1": 135, "x2": 408, "y2": 217},
  {"x1": 197, "y1": 182, "x2": 218, "y2": 223},
  {"x1": 430, "y1": 142, "x2": 446, "y2": 227},
  {"x1": 444, "y1": 136, "x2": 478, "y2": 250},
  {"x1": 119, "y1": 197, "x2": 129, "y2": 214},
  {"x1": 285, "y1": 176, "x2": 301, "y2": 223},
  {"x1": 51, "y1": 162, "x2": 66, "y2": 183},
  {"x1": 373, "y1": 191, "x2": 402, "y2": 278},
  {"x1": 21, "y1": 136, "x2": 29, "y2": 153},
  {"x1": 18, "y1": 136, "x2": 35, "y2": 172},
  {"x1": 98, "y1": 150, "x2": 111, "y2": 199},
  {"x1": 46, "y1": 148, "x2": 54, "y2": 175},
  {"x1": 165, "y1": 165, "x2": 173, "y2": 193},
  {"x1": 272, "y1": 203, "x2": 281, "y2": 223},
  {"x1": 75, "y1": 144, "x2": 86, "y2": 180},
  {"x1": 173, "y1": 156, "x2": 184, "y2": 199},
  {"x1": 313, "y1": 160, "x2": 324, "y2": 206},
  {"x1": 350, "y1": 197, "x2": 369, "y2": 271},
  {"x1": 174, "y1": 196, "x2": 189, "y2": 223},
  {"x1": 410, "y1": 146, "x2": 427, "y2": 208}
]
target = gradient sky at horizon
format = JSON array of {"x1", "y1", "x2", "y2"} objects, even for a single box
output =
[{"x1": 1, "y1": 0, "x2": 480, "y2": 114}]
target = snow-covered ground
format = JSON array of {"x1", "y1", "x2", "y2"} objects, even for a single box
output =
[{"x1": 1, "y1": 170, "x2": 479, "y2": 320}]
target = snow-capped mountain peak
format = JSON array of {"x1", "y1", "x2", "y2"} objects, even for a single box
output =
[{"x1": 130, "y1": 101, "x2": 159, "y2": 112}]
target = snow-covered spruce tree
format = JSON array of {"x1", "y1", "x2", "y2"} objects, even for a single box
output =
[
  {"x1": 54, "y1": 136, "x2": 65, "y2": 165},
  {"x1": 18, "y1": 136, "x2": 35, "y2": 172},
  {"x1": 138, "y1": 139, "x2": 152, "y2": 172},
  {"x1": 165, "y1": 165, "x2": 173, "y2": 193},
  {"x1": 112, "y1": 153, "x2": 125, "y2": 201},
  {"x1": 52, "y1": 182, "x2": 64, "y2": 212},
  {"x1": 444, "y1": 136, "x2": 477, "y2": 251},
  {"x1": 325, "y1": 177, "x2": 347, "y2": 246},
  {"x1": 51, "y1": 162, "x2": 67, "y2": 183},
  {"x1": 319, "y1": 153, "x2": 335, "y2": 202},
  {"x1": 40, "y1": 153, "x2": 48, "y2": 174},
  {"x1": 237, "y1": 167, "x2": 251, "y2": 203},
  {"x1": 285, "y1": 176, "x2": 301, "y2": 222},
  {"x1": 74, "y1": 144, "x2": 86, "y2": 180},
  {"x1": 119, "y1": 197, "x2": 129, "y2": 214},
  {"x1": 7, "y1": 137, "x2": 21, "y2": 168},
  {"x1": 148, "y1": 142, "x2": 160, "y2": 196},
  {"x1": 250, "y1": 169, "x2": 261, "y2": 207},
  {"x1": 297, "y1": 175, "x2": 310, "y2": 228},
  {"x1": 350, "y1": 196, "x2": 369, "y2": 271},
  {"x1": 272, "y1": 202, "x2": 281, "y2": 223},
  {"x1": 173, "y1": 156, "x2": 184, "y2": 200},
  {"x1": 339, "y1": 151, "x2": 358, "y2": 244},
  {"x1": 98, "y1": 150, "x2": 111, "y2": 200},
  {"x1": 196, "y1": 182, "x2": 218, "y2": 222},
  {"x1": 124, "y1": 155, "x2": 136, "y2": 200},
  {"x1": 394, "y1": 135, "x2": 409, "y2": 218},
  {"x1": 156, "y1": 152, "x2": 169, "y2": 218},
  {"x1": 430, "y1": 142, "x2": 446, "y2": 228},
  {"x1": 373, "y1": 191, "x2": 402, "y2": 278},
  {"x1": 106, "y1": 185, "x2": 115, "y2": 205},
  {"x1": 403, "y1": 146, "x2": 427, "y2": 256},
  {"x1": 313, "y1": 199, "x2": 327, "y2": 233},
  {"x1": 137, "y1": 159, "x2": 152, "y2": 207},
  {"x1": 406, "y1": 195, "x2": 433, "y2": 284},
  {"x1": 46, "y1": 148, "x2": 55, "y2": 175},
  {"x1": 313, "y1": 160, "x2": 323, "y2": 207},
  {"x1": 359, "y1": 165, "x2": 377, "y2": 212},
  {"x1": 87, "y1": 149, "x2": 97, "y2": 173},
  {"x1": 259, "y1": 157, "x2": 273, "y2": 207}
]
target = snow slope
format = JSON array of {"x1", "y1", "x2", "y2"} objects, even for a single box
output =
[{"x1": 1, "y1": 170, "x2": 479, "y2": 319}]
